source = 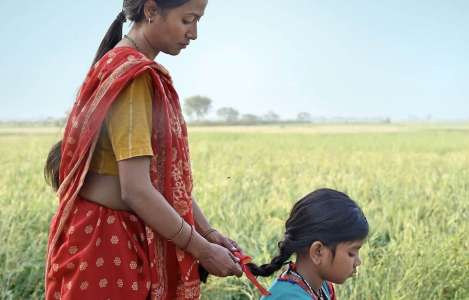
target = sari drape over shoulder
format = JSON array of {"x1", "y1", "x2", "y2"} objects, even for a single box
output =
[{"x1": 45, "y1": 47, "x2": 200, "y2": 299}]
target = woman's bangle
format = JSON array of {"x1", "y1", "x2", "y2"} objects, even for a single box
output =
[
  {"x1": 202, "y1": 228, "x2": 217, "y2": 239},
  {"x1": 169, "y1": 216, "x2": 184, "y2": 241},
  {"x1": 182, "y1": 225, "x2": 194, "y2": 251}
]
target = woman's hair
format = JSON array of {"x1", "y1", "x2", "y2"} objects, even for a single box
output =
[
  {"x1": 93, "y1": 0, "x2": 191, "y2": 65},
  {"x1": 44, "y1": 0, "x2": 191, "y2": 191},
  {"x1": 248, "y1": 188, "x2": 369, "y2": 277}
]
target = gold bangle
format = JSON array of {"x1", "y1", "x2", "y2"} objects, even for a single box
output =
[
  {"x1": 169, "y1": 216, "x2": 184, "y2": 241},
  {"x1": 182, "y1": 225, "x2": 194, "y2": 251},
  {"x1": 202, "y1": 228, "x2": 217, "y2": 239}
]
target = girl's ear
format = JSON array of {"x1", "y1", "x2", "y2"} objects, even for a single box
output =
[{"x1": 308, "y1": 241, "x2": 324, "y2": 265}]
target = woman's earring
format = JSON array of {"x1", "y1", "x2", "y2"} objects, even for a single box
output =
[{"x1": 148, "y1": 18, "x2": 152, "y2": 24}]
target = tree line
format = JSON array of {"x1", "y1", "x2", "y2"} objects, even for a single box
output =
[
  {"x1": 183, "y1": 95, "x2": 309, "y2": 124},
  {"x1": 0, "y1": 95, "x2": 393, "y2": 127},
  {"x1": 183, "y1": 95, "x2": 392, "y2": 124}
]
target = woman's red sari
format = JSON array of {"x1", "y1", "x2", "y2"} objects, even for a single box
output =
[{"x1": 45, "y1": 47, "x2": 200, "y2": 299}]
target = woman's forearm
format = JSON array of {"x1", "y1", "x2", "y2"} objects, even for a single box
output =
[
  {"x1": 118, "y1": 157, "x2": 208, "y2": 258},
  {"x1": 192, "y1": 196, "x2": 211, "y2": 235}
]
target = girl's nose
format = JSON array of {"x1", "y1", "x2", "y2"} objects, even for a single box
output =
[{"x1": 356, "y1": 256, "x2": 362, "y2": 266}]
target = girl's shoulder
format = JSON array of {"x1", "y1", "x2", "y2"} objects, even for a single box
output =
[
  {"x1": 260, "y1": 279, "x2": 311, "y2": 300},
  {"x1": 260, "y1": 279, "x2": 336, "y2": 300}
]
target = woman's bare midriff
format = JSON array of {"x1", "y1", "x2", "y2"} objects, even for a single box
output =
[{"x1": 79, "y1": 172, "x2": 132, "y2": 211}]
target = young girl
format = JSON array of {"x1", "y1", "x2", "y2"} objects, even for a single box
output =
[{"x1": 250, "y1": 188, "x2": 369, "y2": 300}]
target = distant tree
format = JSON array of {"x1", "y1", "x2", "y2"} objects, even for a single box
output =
[
  {"x1": 241, "y1": 114, "x2": 261, "y2": 123},
  {"x1": 297, "y1": 112, "x2": 312, "y2": 122},
  {"x1": 216, "y1": 107, "x2": 239, "y2": 122},
  {"x1": 183, "y1": 95, "x2": 212, "y2": 120},
  {"x1": 263, "y1": 111, "x2": 280, "y2": 122}
]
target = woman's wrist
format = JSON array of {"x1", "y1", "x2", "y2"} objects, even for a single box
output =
[
  {"x1": 202, "y1": 228, "x2": 217, "y2": 240},
  {"x1": 168, "y1": 219, "x2": 210, "y2": 258},
  {"x1": 182, "y1": 225, "x2": 194, "y2": 251},
  {"x1": 186, "y1": 230, "x2": 210, "y2": 259},
  {"x1": 194, "y1": 219, "x2": 211, "y2": 237},
  {"x1": 168, "y1": 216, "x2": 185, "y2": 241}
]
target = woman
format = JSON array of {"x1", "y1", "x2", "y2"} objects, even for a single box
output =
[{"x1": 44, "y1": 1, "x2": 242, "y2": 299}]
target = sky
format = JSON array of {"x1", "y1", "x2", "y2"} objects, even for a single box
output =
[{"x1": 1, "y1": 0, "x2": 468, "y2": 121}]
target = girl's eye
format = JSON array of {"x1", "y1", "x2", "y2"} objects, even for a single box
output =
[{"x1": 348, "y1": 252, "x2": 356, "y2": 257}]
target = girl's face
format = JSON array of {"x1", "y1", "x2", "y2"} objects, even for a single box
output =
[
  {"x1": 145, "y1": 0, "x2": 208, "y2": 55},
  {"x1": 320, "y1": 240, "x2": 363, "y2": 284}
]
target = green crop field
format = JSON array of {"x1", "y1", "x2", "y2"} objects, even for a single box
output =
[{"x1": 1, "y1": 124, "x2": 468, "y2": 299}]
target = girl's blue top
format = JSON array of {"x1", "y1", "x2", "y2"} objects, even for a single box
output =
[{"x1": 260, "y1": 279, "x2": 332, "y2": 300}]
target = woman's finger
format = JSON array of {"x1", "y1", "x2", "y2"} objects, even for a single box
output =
[
  {"x1": 229, "y1": 252, "x2": 240, "y2": 263},
  {"x1": 228, "y1": 238, "x2": 243, "y2": 252},
  {"x1": 228, "y1": 253, "x2": 243, "y2": 277},
  {"x1": 221, "y1": 238, "x2": 237, "y2": 251}
]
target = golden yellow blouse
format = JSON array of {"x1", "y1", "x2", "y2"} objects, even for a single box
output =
[{"x1": 89, "y1": 71, "x2": 154, "y2": 176}]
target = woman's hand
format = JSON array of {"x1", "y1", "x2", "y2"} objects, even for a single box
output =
[
  {"x1": 197, "y1": 243, "x2": 243, "y2": 277},
  {"x1": 205, "y1": 230, "x2": 242, "y2": 253}
]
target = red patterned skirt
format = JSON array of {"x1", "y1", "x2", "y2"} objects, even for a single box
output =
[{"x1": 46, "y1": 196, "x2": 181, "y2": 299}]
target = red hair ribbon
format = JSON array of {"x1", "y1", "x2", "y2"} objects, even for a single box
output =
[{"x1": 233, "y1": 251, "x2": 271, "y2": 296}]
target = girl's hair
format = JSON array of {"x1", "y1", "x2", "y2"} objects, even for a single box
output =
[
  {"x1": 248, "y1": 188, "x2": 369, "y2": 277},
  {"x1": 44, "y1": 140, "x2": 62, "y2": 191},
  {"x1": 44, "y1": 0, "x2": 191, "y2": 191}
]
